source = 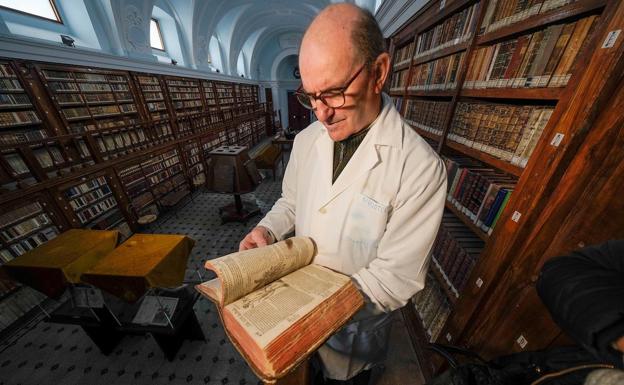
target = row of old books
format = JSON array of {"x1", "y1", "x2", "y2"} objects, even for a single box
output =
[
  {"x1": 64, "y1": 175, "x2": 108, "y2": 199},
  {"x1": 0, "y1": 110, "x2": 41, "y2": 127},
  {"x1": 393, "y1": 41, "x2": 415, "y2": 68},
  {"x1": 0, "y1": 213, "x2": 55, "y2": 243},
  {"x1": 412, "y1": 274, "x2": 452, "y2": 341},
  {"x1": 465, "y1": 15, "x2": 598, "y2": 89},
  {"x1": 449, "y1": 102, "x2": 554, "y2": 167},
  {"x1": 444, "y1": 155, "x2": 516, "y2": 234},
  {"x1": 404, "y1": 99, "x2": 452, "y2": 136},
  {"x1": 408, "y1": 52, "x2": 465, "y2": 91},
  {"x1": 0, "y1": 78, "x2": 22, "y2": 91},
  {"x1": 76, "y1": 196, "x2": 117, "y2": 224},
  {"x1": 68, "y1": 183, "x2": 112, "y2": 211},
  {"x1": 0, "y1": 93, "x2": 31, "y2": 107},
  {"x1": 390, "y1": 69, "x2": 409, "y2": 91},
  {"x1": 33, "y1": 146, "x2": 63, "y2": 169},
  {"x1": 432, "y1": 211, "x2": 485, "y2": 293},
  {"x1": 0, "y1": 128, "x2": 47, "y2": 145},
  {"x1": 414, "y1": 3, "x2": 480, "y2": 59},
  {"x1": 0, "y1": 62, "x2": 15, "y2": 77},
  {"x1": 481, "y1": 0, "x2": 578, "y2": 34},
  {"x1": 3, "y1": 225, "x2": 58, "y2": 257},
  {"x1": 0, "y1": 287, "x2": 46, "y2": 329}
]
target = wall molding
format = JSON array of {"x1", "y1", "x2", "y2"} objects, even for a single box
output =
[{"x1": 0, "y1": 34, "x2": 257, "y2": 84}]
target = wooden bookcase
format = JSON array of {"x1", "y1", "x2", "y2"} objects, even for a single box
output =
[
  {"x1": 0, "y1": 55, "x2": 270, "y2": 336},
  {"x1": 0, "y1": 61, "x2": 48, "y2": 145},
  {"x1": 388, "y1": 0, "x2": 622, "y2": 378}
]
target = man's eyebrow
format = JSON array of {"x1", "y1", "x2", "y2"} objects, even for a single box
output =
[{"x1": 301, "y1": 84, "x2": 344, "y2": 95}]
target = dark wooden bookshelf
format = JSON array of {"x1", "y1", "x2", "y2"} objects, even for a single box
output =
[
  {"x1": 413, "y1": 41, "x2": 471, "y2": 66},
  {"x1": 389, "y1": 0, "x2": 624, "y2": 373},
  {"x1": 444, "y1": 200, "x2": 489, "y2": 241},
  {"x1": 460, "y1": 87, "x2": 563, "y2": 100},
  {"x1": 477, "y1": 0, "x2": 607, "y2": 45},
  {"x1": 430, "y1": 259, "x2": 459, "y2": 304},
  {"x1": 444, "y1": 139, "x2": 524, "y2": 177}
]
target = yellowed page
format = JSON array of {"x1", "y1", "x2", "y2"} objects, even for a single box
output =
[
  {"x1": 224, "y1": 264, "x2": 350, "y2": 349},
  {"x1": 205, "y1": 237, "x2": 316, "y2": 305}
]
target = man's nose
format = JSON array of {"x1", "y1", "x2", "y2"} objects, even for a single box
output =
[{"x1": 314, "y1": 100, "x2": 334, "y2": 122}]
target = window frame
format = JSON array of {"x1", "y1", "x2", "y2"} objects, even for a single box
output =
[
  {"x1": 0, "y1": 0, "x2": 63, "y2": 24},
  {"x1": 150, "y1": 18, "x2": 166, "y2": 52}
]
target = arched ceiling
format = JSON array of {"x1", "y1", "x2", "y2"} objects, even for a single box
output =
[{"x1": 187, "y1": 0, "x2": 377, "y2": 79}]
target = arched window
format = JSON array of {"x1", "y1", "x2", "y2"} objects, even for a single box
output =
[
  {"x1": 149, "y1": 18, "x2": 164, "y2": 50},
  {"x1": 0, "y1": 0, "x2": 61, "y2": 23}
]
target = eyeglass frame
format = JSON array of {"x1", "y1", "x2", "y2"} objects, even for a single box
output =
[{"x1": 294, "y1": 63, "x2": 368, "y2": 110}]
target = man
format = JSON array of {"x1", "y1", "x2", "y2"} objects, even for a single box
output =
[{"x1": 240, "y1": 4, "x2": 447, "y2": 384}]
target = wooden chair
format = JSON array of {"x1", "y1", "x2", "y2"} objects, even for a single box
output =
[
  {"x1": 128, "y1": 195, "x2": 159, "y2": 231},
  {"x1": 253, "y1": 144, "x2": 283, "y2": 180}
]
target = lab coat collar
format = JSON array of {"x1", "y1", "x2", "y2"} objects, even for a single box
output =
[{"x1": 314, "y1": 93, "x2": 403, "y2": 209}]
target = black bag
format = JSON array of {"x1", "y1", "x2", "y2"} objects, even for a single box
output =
[{"x1": 426, "y1": 344, "x2": 613, "y2": 385}]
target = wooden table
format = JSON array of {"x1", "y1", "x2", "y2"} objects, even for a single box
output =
[
  {"x1": 2, "y1": 229, "x2": 119, "y2": 298},
  {"x1": 81, "y1": 233, "x2": 195, "y2": 302}
]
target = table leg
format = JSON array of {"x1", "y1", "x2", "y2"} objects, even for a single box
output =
[
  {"x1": 151, "y1": 311, "x2": 205, "y2": 361},
  {"x1": 81, "y1": 325, "x2": 124, "y2": 355}
]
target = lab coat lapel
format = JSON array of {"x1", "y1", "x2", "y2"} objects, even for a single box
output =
[{"x1": 314, "y1": 131, "x2": 334, "y2": 209}]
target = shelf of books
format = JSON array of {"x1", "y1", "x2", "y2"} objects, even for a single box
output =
[
  {"x1": 181, "y1": 140, "x2": 206, "y2": 188},
  {"x1": 215, "y1": 82, "x2": 235, "y2": 112},
  {"x1": 0, "y1": 196, "x2": 65, "y2": 334},
  {"x1": 135, "y1": 74, "x2": 167, "y2": 121},
  {"x1": 36, "y1": 65, "x2": 141, "y2": 135},
  {"x1": 388, "y1": 0, "x2": 611, "y2": 376},
  {"x1": 164, "y1": 76, "x2": 203, "y2": 136},
  {"x1": 201, "y1": 80, "x2": 221, "y2": 121},
  {"x1": 55, "y1": 173, "x2": 127, "y2": 233},
  {"x1": 0, "y1": 61, "x2": 48, "y2": 145}
]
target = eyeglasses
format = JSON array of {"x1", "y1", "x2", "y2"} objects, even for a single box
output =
[{"x1": 295, "y1": 64, "x2": 367, "y2": 110}]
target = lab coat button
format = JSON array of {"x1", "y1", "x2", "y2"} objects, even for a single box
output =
[{"x1": 319, "y1": 208, "x2": 327, "y2": 214}]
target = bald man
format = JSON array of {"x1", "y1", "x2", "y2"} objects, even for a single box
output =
[{"x1": 240, "y1": 4, "x2": 447, "y2": 384}]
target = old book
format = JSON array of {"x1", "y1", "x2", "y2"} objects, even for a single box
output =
[
  {"x1": 502, "y1": 35, "x2": 531, "y2": 87},
  {"x1": 515, "y1": 30, "x2": 545, "y2": 87},
  {"x1": 549, "y1": 15, "x2": 597, "y2": 87},
  {"x1": 526, "y1": 24, "x2": 564, "y2": 87},
  {"x1": 539, "y1": 22, "x2": 576, "y2": 86},
  {"x1": 196, "y1": 237, "x2": 364, "y2": 382}
]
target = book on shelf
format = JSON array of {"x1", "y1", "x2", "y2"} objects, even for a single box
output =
[
  {"x1": 412, "y1": 274, "x2": 452, "y2": 341},
  {"x1": 0, "y1": 111, "x2": 41, "y2": 126},
  {"x1": 404, "y1": 99, "x2": 452, "y2": 136},
  {"x1": 393, "y1": 41, "x2": 415, "y2": 68},
  {"x1": 480, "y1": 0, "x2": 579, "y2": 35},
  {"x1": 0, "y1": 78, "x2": 23, "y2": 91},
  {"x1": 195, "y1": 237, "x2": 364, "y2": 381},
  {"x1": 413, "y1": 3, "x2": 479, "y2": 59},
  {"x1": 449, "y1": 102, "x2": 554, "y2": 166},
  {"x1": 465, "y1": 15, "x2": 598, "y2": 89},
  {"x1": 409, "y1": 52, "x2": 465, "y2": 91},
  {"x1": 432, "y1": 210, "x2": 486, "y2": 292},
  {"x1": 444, "y1": 156, "x2": 517, "y2": 234}
]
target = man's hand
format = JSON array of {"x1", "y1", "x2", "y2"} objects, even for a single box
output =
[{"x1": 239, "y1": 226, "x2": 274, "y2": 251}]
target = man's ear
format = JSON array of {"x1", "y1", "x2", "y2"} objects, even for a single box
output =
[{"x1": 373, "y1": 53, "x2": 391, "y2": 94}]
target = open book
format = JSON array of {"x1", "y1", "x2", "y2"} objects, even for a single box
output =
[{"x1": 196, "y1": 237, "x2": 364, "y2": 382}]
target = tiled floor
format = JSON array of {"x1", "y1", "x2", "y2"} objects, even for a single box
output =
[{"x1": 0, "y1": 164, "x2": 424, "y2": 385}]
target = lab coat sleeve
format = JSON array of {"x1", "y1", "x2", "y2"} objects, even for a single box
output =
[
  {"x1": 256, "y1": 139, "x2": 299, "y2": 241},
  {"x1": 353, "y1": 153, "x2": 447, "y2": 313}
]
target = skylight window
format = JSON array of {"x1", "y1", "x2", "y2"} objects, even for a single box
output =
[
  {"x1": 150, "y1": 18, "x2": 165, "y2": 51},
  {"x1": 0, "y1": 0, "x2": 61, "y2": 22}
]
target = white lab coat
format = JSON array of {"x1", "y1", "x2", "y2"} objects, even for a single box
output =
[{"x1": 258, "y1": 94, "x2": 447, "y2": 380}]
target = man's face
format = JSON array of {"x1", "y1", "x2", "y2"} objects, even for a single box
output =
[{"x1": 299, "y1": 53, "x2": 379, "y2": 142}]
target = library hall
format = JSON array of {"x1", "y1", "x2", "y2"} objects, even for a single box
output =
[{"x1": 0, "y1": 0, "x2": 623, "y2": 385}]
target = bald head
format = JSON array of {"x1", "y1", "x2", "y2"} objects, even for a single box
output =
[{"x1": 300, "y1": 4, "x2": 385, "y2": 73}]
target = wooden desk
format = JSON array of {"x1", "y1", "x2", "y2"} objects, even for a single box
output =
[
  {"x1": 2, "y1": 229, "x2": 119, "y2": 298},
  {"x1": 81, "y1": 233, "x2": 195, "y2": 302}
]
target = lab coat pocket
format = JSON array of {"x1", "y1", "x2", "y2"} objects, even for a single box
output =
[{"x1": 345, "y1": 194, "x2": 389, "y2": 256}]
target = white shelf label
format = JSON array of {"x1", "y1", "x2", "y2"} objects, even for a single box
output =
[
  {"x1": 550, "y1": 133, "x2": 565, "y2": 147},
  {"x1": 512, "y1": 211, "x2": 522, "y2": 223},
  {"x1": 446, "y1": 333, "x2": 452, "y2": 342},
  {"x1": 602, "y1": 30, "x2": 621, "y2": 49},
  {"x1": 476, "y1": 277, "x2": 484, "y2": 288},
  {"x1": 440, "y1": 0, "x2": 446, "y2": 10},
  {"x1": 516, "y1": 335, "x2": 528, "y2": 349}
]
